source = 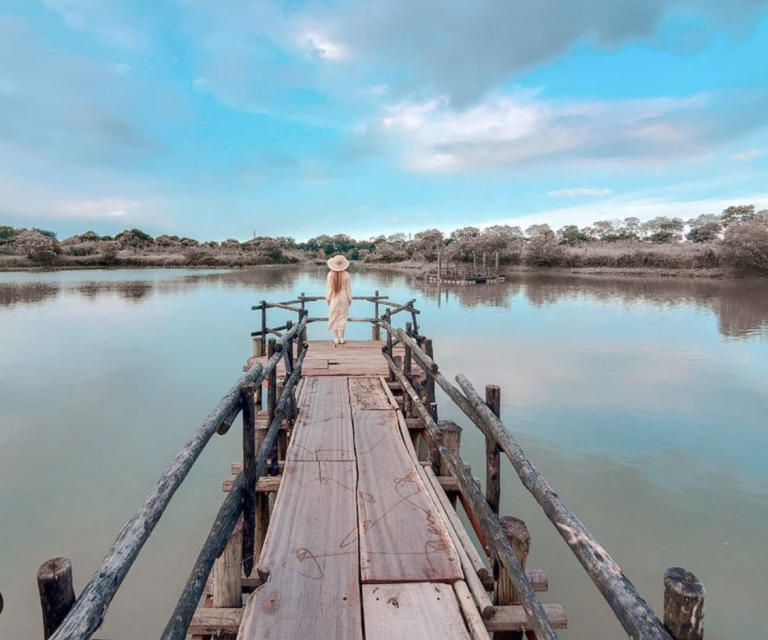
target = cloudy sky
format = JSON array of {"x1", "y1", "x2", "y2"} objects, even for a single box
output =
[{"x1": 2, "y1": 0, "x2": 768, "y2": 240}]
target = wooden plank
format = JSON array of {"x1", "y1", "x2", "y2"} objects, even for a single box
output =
[
  {"x1": 238, "y1": 459, "x2": 362, "y2": 639},
  {"x1": 363, "y1": 583, "x2": 471, "y2": 640},
  {"x1": 354, "y1": 409, "x2": 462, "y2": 584},
  {"x1": 222, "y1": 476, "x2": 281, "y2": 493},
  {"x1": 287, "y1": 377, "x2": 356, "y2": 462},
  {"x1": 484, "y1": 604, "x2": 568, "y2": 632},
  {"x1": 348, "y1": 378, "x2": 392, "y2": 411},
  {"x1": 188, "y1": 608, "x2": 242, "y2": 635}
]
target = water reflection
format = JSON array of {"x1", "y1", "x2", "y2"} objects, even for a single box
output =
[{"x1": 2, "y1": 268, "x2": 767, "y2": 341}]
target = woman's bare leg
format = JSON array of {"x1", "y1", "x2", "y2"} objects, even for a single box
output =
[{"x1": 340, "y1": 328, "x2": 346, "y2": 344}]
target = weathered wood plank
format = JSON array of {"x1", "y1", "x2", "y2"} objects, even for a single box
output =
[
  {"x1": 348, "y1": 378, "x2": 392, "y2": 411},
  {"x1": 484, "y1": 604, "x2": 568, "y2": 632},
  {"x1": 188, "y1": 608, "x2": 242, "y2": 635},
  {"x1": 363, "y1": 583, "x2": 471, "y2": 640},
  {"x1": 287, "y1": 377, "x2": 356, "y2": 462},
  {"x1": 354, "y1": 409, "x2": 462, "y2": 584},
  {"x1": 238, "y1": 459, "x2": 362, "y2": 639}
]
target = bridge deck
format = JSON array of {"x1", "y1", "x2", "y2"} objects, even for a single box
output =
[{"x1": 237, "y1": 341, "x2": 469, "y2": 639}]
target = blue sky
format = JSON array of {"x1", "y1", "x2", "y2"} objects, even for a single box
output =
[{"x1": 1, "y1": 0, "x2": 768, "y2": 241}]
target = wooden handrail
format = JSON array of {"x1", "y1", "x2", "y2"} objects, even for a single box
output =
[
  {"x1": 382, "y1": 320, "x2": 673, "y2": 640},
  {"x1": 382, "y1": 349, "x2": 558, "y2": 639},
  {"x1": 161, "y1": 344, "x2": 308, "y2": 640},
  {"x1": 49, "y1": 317, "x2": 308, "y2": 640}
]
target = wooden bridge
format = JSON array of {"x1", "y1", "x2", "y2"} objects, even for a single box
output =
[{"x1": 36, "y1": 294, "x2": 704, "y2": 640}]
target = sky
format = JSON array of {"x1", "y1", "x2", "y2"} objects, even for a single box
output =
[{"x1": 1, "y1": 0, "x2": 768, "y2": 241}]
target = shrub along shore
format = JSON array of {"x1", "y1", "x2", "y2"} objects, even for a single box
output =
[{"x1": 2, "y1": 204, "x2": 767, "y2": 276}]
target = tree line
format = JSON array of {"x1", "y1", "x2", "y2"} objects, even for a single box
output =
[{"x1": 1, "y1": 204, "x2": 766, "y2": 271}]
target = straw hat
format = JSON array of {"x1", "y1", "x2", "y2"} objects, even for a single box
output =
[{"x1": 327, "y1": 254, "x2": 350, "y2": 271}]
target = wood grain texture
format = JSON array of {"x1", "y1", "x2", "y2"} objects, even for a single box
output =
[
  {"x1": 238, "y1": 460, "x2": 362, "y2": 639},
  {"x1": 363, "y1": 583, "x2": 471, "y2": 640},
  {"x1": 349, "y1": 378, "x2": 392, "y2": 411},
  {"x1": 354, "y1": 409, "x2": 462, "y2": 584},
  {"x1": 287, "y1": 377, "x2": 355, "y2": 462}
]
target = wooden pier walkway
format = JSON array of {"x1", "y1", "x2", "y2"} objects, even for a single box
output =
[{"x1": 35, "y1": 294, "x2": 705, "y2": 640}]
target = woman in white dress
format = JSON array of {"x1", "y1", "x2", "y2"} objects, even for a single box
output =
[{"x1": 326, "y1": 254, "x2": 352, "y2": 345}]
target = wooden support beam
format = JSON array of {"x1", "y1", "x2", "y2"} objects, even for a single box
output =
[
  {"x1": 188, "y1": 609, "x2": 243, "y2": 636},
  {"x1": 664, "y1": 568, "x2": 704, "y2": 640},
  {"x1": 212, "y1": 519, "x2": 242, "y2": 620},
  {"x1": 222, "y1": 475, "x2": 281, "y2": 493},
  {"x1": 37, "y1": 558, "x2": 76, "y2": 640},
  {"x1": 484, "y1": 605, "x2": 567, "y2": 633}
]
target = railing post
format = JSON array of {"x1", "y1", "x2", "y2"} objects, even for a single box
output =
[
  {"x1": 494, "y1": 517, "x2": 531, "y2": 640},
  {"x1": 404, "y1": 321, "x2": 413, "y2": 377},
  {"x1": 438, "y1": 420, "x2": 462, "y2": 506},
  {"x1": 267, "y1": 339, "x2": 279, "y2": 476},
  {"x1": 664, "y1": 568, "x2": 704, "y2": 640},
  {"x1": 373, "y1": 290, "x2": 381, "y2": 340},
  {"x1": 260, "y1": 301, "x2": 267, "y2": 355},
  {"x1": 37, "y1": 558, "x2": 76, "y2": 640},
  {"x1": 213, "y1": 518, "x2": 243, "y2": 630},
  {"x1": 299, "y1": 292, "x2": 308, "y2": 343},
  {"x1": 424, "y1": 338, "x2": 437, "y2": 421},
  {"x1": 241, "y1": 381, "x2": 256, "y2": 578},
  {"x1": 386, "y1": 309, "x2": 394, "y2": 382},
  {"x1": 485, "y1": 384, "x2": 501, "y2": 515}
]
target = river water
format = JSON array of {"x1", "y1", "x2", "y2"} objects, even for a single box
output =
[{"x1": 0, "y1": 267, "x2": 766, "y2": 639}]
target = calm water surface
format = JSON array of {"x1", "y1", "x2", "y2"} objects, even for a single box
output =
[{"x1": 1, "y1": 267, "x2": 767, "y2": 639}]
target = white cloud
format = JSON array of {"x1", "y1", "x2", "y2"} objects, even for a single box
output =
[
  {"x1": 302, "y1": 31, "x2": 349, "y2": 60},
  {"x1": 372, "y1": 90, "x2": 768, "y2": 172},
  {"x1": 548, "y1": 187, "x2": 614, "y2": 198},
  {"x1": 58, "y1": 198, "x2": 140, "y2": 219},
  {"x1": 731, "y1": 148, "x2": 762, "y2": 162}
]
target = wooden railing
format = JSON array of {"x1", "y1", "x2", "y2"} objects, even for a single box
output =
[
  {"x1": 377, "y1": 314, "x2": 705, "y2": 640},
  {"x1": 36, "y1": 293, "x2": 704, "y2": 640}
]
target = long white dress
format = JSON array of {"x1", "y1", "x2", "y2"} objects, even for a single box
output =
[{"x1": 326, "y1": 271, "x2": 352, "y2": 331}]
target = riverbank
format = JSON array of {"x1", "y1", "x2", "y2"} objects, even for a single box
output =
[{"x1": 358, "y1": 260, "x2": 749, "y2": 279}]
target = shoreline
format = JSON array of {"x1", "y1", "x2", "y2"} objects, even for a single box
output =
[{"x1": 358, "y1": 261, "x2": 766, "y2": 280}]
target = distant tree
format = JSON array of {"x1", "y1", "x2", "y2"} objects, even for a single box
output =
[
  {"x1": 721, "y1": 215, "x2": 768, "y2": 270},
  {"x1": 14, "y1": 230, "x2": 60, "y2": 263},
  {"x1": 523, "y1": 224, "x2": 565, "y2": 266},
  {"x1": 0, "y1": 225, "x2": 18, "y2": 245},
  {"x1": 642, "y1": 217, "x2": 684, "y2": 243},
  {"x1": 32, "y1": 227, "x2": 57, "y2": 239},
  {"x1": 686, "y1": 214, "x2": 722, "y2": 243},
  {"x1": 622, "y1": 217, "x2": 642, "y2": 239},
  {"x1": 721, "y1": 204, "x2": 756, "y2": 228},
  {"x1": 557, "y1": 225, "x2": 590, "y2": 246},
  {"x1": 116, "y1": 228, "x2": 154, "y2": 250},
  {"x1": 412, "y1": 229, "x2": 445, "y2": 261}
]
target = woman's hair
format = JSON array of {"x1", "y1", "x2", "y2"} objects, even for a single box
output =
[{"x1": 330, "y1": 270, "x2": 344, "y2": 294}]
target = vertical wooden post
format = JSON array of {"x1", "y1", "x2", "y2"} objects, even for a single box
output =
[
  {"x1": 473, "y1": 253, "x2": 477, "y2": 274},
  {"x1": 285, "y1": 320, "x2": 294, "y2": 372},
  {"x1": 299, "y1": 293, "x2": 308, "y2": 343},
  {"x1": 437, "y1": 252, "x2": 442, "y2": 281},
  {"x1": 485, "y1": 385, "x2": 501, "y2": 516},
  {"x1": 386, "y1": 309, "x2": 394, "y2": 382},
  {"x1": 252, "y1": 337, "x2": 262, "y2": 358},
  {"x1": 241, "y1": 381, "x2": 256, "y2": 578},
  {"x1": 495, "y1": 251, "x2": 499, "y2": 274},
  {"x1": 664, "y1": 568, "x2": 704, "y2": 640},
  {"x1": 254, "y1": 428, "x2": 270, "y2": 562},
  {"x1": 483, "y1": 252, "x2": 487, "y2": 274},
  {"x1": 213, "y1": 518, "x2": 243, "y2": 625},
  {"x1": 424, "y1": 338, "x2": 437, "y2": 421},
  {"x1": 494, "y1": 517, "x2": 531, "y2": 640},
  {"x1": 373, "y1": 290, "x2": 381, "y2": 340},
  {"x1": 404, "y1": 322, "x2": 413, "y2": 377},
  {"x1": 37, "y1": 558, "x2": 76, "y2": 640},
  {"x1": 438, "y1": 420, "x2": 462, "y2": 506},
  {"x1": 260, "y1": 302, "x2": 267, "y2": 356},
  {"x1": 267, "y1": 339, "x2": 278, "y2": 476}
]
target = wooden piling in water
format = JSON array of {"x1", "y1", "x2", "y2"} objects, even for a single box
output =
[
  {"x1": 485, "y1": 384, "x2": 501, "y2": 516},
  {"x1": 664, "y1": 568, "x2": 704, "y2": 640},
  {"x1": 37, "y1": 558, "x2": 76, "y2": 640}
]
